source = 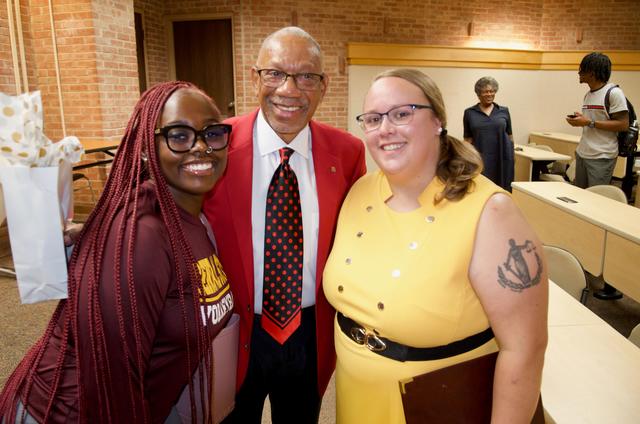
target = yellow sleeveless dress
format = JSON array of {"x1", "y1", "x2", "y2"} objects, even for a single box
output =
[{"x1": 324, "y1": 171, "x2": 503, "y2": 424}]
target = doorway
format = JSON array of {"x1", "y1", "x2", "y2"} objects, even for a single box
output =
[
  {"x1": 171, "y1": 18, "x2": 235, "y2": 118},
  {"x1": 134, "y1": 12, "x2": 147, "y2": 94}
]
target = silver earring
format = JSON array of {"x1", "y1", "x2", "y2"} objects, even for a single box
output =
[
  {"x1": 205, "y1": 146, "x2": 214, "y2": 154},
  {"x1": 437, "y1": 127, "x2": 443, "y2": 135}
]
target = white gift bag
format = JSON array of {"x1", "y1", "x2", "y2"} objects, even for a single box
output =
[{"x1": 0, "y1": 165, "x2": 69, "y2": 304}]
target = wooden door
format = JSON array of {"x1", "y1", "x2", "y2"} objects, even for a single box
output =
[
  {"x1": 173, "y1": 19, "x2": 235, "y2": 118},
  {"x1": 134, "y1": 12, "x2": 147, "y2": 94}
]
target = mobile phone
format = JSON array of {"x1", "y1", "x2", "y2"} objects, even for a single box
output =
[{"x1": 567, "y1": 114, "x2": 577, "y2": 118}]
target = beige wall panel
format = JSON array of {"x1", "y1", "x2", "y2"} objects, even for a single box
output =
[{"x1": 349, "y1": 66, "x2": 640, "y2": 171}]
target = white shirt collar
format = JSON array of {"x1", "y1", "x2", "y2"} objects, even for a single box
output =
[{"x1": 256, "y1": 109, "x2": 310, "y2": 159}]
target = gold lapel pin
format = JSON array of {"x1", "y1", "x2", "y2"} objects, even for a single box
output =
[{"x1": 330, "y1": 166, "x2": 336, "y2": 173}]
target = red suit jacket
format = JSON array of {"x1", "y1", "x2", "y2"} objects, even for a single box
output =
[{"x1": 203, "y1": 109, "x2": 366, "y2": 395}]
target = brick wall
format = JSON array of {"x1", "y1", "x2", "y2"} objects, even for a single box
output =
[
  {"x1": 5, "y1": 0, "x2": 137, "y2": 135},
  {"x1": 4, "y1": 0, "x2": 640, "y2": 137},
  {"x1": 541, "y1": 0, "x2": 640, "y2": 50},
  {"x1": 1, "y1": 3, "x2": 38, "y2": 96},
  {"x1": 1, "y1": 0, "x2": 639, "y2": 221},
  {"x1": 134, "y1": 0, "x2": 171, "y2": 86},
  {"x1": 91, "y1": 0, "x2": 139, "y2": 139},
  {"x1": 0, "y1": 4, "x2": 15, "y2": 93},
  {"x1": 2, "y1": 0, "x2": 140, "y2": 219},
  {"x1": 136, "y1": 0, "x2": 640, "y2": 130}
]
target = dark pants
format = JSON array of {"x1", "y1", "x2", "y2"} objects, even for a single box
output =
[{"x1": 222, "y1": 307, "x2": 320, "y2": 424}]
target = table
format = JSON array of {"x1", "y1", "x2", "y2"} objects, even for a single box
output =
[
  {"x1": 514, "y1": 144, "x2": 571, "y2": 182},
  {"x1": 547, "y1": 282, "x2": 603, "y2": 327},
  {"x1": 512, "y1": 181, "x2": 640, "y2": 302},
  {"x1": 544, "y1": 282, "x2": 640, "y2": 423},
  {"x1": 74, "y1": 139, "x2": 119, "y2": 171},
  {"x1": 529, "y1": 131, "x2": 627, "y2": 179},
  {"x1": 603, "y1": 232, "x2": 640, "y2": 302}
]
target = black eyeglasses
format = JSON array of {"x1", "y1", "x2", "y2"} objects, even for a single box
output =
[
  {"x1": 154, "y1": 123, "x2": 232, "y2": 153},
  {"x1": 356, "y1": 104, "x2": 433, "y2": 132},
  {"x1": 256, "y1": 68, "x2": 324, "y2": 91}
]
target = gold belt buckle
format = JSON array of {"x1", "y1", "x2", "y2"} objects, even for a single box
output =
[{"x1": 349, "y1": 325, "x2": 387, "y2": 352}]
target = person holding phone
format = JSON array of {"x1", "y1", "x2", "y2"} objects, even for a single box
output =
[
  {"x1": 565, "y1": 52, "x2": 630, "y2": 300},
  {"x1": 566, "y1": 52, "x2": 629, "y2": 189}
]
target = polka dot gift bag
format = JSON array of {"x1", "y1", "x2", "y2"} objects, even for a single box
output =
[{"x1": 0, "y1": 91, "x2": 83, "y2": 304}]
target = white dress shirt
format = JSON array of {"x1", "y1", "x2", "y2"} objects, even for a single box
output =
[{"x1": 251, "y1": 110, "x2": 319, "y2": 313}]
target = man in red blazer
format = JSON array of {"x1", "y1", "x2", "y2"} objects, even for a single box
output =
[{"x1": 203, "y1": 27, "x2": 366, "y2": 423}]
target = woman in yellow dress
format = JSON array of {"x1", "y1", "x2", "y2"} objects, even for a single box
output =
[{"x1": 323, "y1": 69, "x2": 548, "y2": 423}]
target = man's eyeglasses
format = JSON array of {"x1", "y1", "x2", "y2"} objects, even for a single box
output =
[
  {"x1": 256, "y1": 68, "x2": 324, "y2": 91},
  {"x1": 356, "y1": 104, "x2": 433, "y2": 132},
  {"x1": 154, "y1": 123, "x2": 232, "y2": 153}
]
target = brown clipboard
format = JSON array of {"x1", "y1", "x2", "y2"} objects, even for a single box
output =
[{"x1": 400, "y1": 351, "x2": 544, "y2": 424}]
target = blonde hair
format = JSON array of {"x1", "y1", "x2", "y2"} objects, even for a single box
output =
[{"x1": 373, "y1": 68, "x2": 483, "y2": 203}]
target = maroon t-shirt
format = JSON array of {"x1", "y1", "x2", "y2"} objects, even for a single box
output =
[{"x1": 23, "y1": 182, "x2": 234, "y2": 423}]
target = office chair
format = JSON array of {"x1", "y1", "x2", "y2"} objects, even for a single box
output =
[
  {"x1": 539, "y1": 159, "x2": 576, "y2": 183},
  {"x1": 543, "y1": 245, "x2": 589, "y2": 304},
  {"x1": 530, "y1": 144, "x2": 567, "y2": 174},
  {"x1": 585, "y1": 184, "x2": 628, "y2": 204},
  {"x1": 73, "y1": 172, "x2": 96, "y2": 202},
  {"x1": 629, "y1": 323, "x2": 640, "y2": 348}
]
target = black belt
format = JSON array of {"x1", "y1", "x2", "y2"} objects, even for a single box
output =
[{"x1": 337, "y1": 312, "x2": 494, "y2": 362}]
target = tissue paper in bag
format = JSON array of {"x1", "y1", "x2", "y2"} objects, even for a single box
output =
[{"x1": 0, "y1": 90, "x2": 82, "y2": 304}]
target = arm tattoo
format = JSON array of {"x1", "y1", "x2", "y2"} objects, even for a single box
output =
[{"x1": 497, "y1": 238, "x2": 543, "y2": 293}]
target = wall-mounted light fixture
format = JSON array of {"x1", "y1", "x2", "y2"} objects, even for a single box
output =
[
  {"x1": 467, "y1": 21, "x2": 474, "y2": 37},
  {"x1": 383, "y1": 16, "x2": 390, "y2": 35},
  {"x1": 291, "y1": 10, "x2": 298, "y2": 26},
  {"x1": 576, "y1": 28, "x2": 583, "y2": 44}
]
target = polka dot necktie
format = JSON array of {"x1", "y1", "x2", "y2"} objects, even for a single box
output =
[{"x1": 261, "y1": 147, "x2": 303, "y2": 344}]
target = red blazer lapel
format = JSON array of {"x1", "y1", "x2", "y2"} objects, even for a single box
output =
[
  {"x1": 310, "y1": 123, "x2": 342, "y2": 295},
  {"x1": 219, "y1": 111, "x2": 258, "y2": 306}
]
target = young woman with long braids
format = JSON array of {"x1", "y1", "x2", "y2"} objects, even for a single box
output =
[{"x1": 0, "y1": 81, "x2": 234, "y2": 423}]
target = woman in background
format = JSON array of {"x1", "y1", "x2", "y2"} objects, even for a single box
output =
[
  {"x1": 324, "y1": 69, "x2": 547, "y2": 423},
  {"x1": 463, "y1": 76, "x2": 514, "y2": 191},
  {"x1": 0, "y1": 81, "x2": 234, "y2": 423}
]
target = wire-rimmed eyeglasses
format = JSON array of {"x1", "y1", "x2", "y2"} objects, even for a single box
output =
[
  {"x1": 356, "y1": 104, "x2": 433, "y2": 132},
  {"x1": 154, "y1": 123, "x2": 232, "y2": 153},
  {"x1": 255, "y1": 68, "x2": 324, "y2": 91}
]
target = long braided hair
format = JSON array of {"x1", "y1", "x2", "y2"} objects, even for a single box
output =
[{"x1": 0, "y1": 81, "x2": 216, "y2": 423}]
